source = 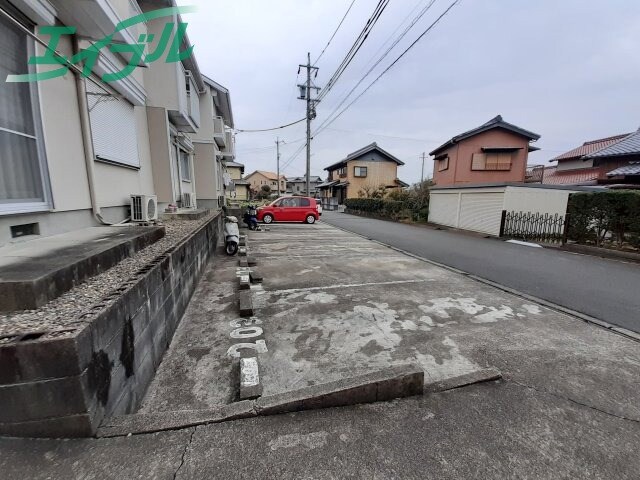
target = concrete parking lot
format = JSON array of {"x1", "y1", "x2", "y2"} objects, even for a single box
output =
[
  {"x1": 141, "y1": 221, "x2": 640, "y2": 423},
  {"x1": 3, "y1": 220, "x2": 640, "y2": 479}
]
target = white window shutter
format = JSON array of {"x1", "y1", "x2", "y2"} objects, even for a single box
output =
[{"x1": 86, "y1": 81, "x2": 140, "y2": 167}]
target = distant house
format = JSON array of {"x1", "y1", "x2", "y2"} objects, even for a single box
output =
[
  {"x1": 542, "y1": 129, "x2": 640, "y2": 187},
  {"x1": 286, "y1": 176, "x2": 323, "y2": 196},
  {"x1": 431, "y1": 115, "x2": 541, "y2": 187},
  {"x1": 244, "y1": 170, "x2": 287, "y2": 197},
  {"x1": 319, "y1": 143, "x2": 408, "y2": 205},
  {"x1": 225, "y1": 161, "x2": 249, "y2": 201}
]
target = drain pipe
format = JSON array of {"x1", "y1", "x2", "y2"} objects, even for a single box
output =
[{"x1": 72, "y1": 36, "x2": 125, "y2": 226}]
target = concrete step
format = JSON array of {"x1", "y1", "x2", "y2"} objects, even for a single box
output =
[{"x1": 0, "y1": 226, "x2": 165, "y2": 311}]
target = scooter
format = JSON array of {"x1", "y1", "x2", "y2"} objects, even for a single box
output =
[
  {"x1": 224, "y1": 215, "x2": 240, "y2": 255},
  {"x1": 243, "y1": 205, "x2": 260, "y2": 231}
]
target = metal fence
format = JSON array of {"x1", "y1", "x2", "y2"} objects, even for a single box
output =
[{"x1": 500, "y1": 210, "x2": 569, "y2": 244}]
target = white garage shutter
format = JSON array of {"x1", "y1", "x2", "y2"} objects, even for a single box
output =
[
  {"x1": 429, "y1": 193, "x2": 459, "y2": 228},
  {"x1": 458, "y1": 193, "x2": 504, "y2": 235},
  {"x1": 86, "y1": 81, "x2": 140, "y2": 168}
]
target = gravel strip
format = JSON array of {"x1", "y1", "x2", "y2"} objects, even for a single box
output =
[{"x1": 0, "y1": 212, "x2": 219, "y2": 339}]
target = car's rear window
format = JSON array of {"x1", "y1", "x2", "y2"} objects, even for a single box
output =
[{"x1": 300, "y1": 198, "x2": 311, "y2": 207}]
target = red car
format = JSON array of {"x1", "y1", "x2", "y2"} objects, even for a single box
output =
[{"x1": 257, "y1": 196, "x2": 320, "y2": 224}]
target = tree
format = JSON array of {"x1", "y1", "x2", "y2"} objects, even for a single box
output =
[{"x1": 255, "y1": 184, "x2": 272, "y2": 200}]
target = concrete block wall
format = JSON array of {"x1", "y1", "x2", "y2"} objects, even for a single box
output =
[{"x1": 0, "y1": 213, "x2": 223, "y2": 438}]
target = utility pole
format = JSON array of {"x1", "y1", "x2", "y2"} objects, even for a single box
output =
[
  {"x1": 420, "y1": 152, "x2": 426, "y2": 185},
  {"x1": 275, "y1": 137, "x2": 285, "y2": 195},
  {"x1": 298, "y1": 52, "x2": 320, "y2": 197}
]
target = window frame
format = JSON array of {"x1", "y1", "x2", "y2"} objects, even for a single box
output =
[
  {"x1": 0, "y1": 9, "x2": 51, "y2": 215},
  {"x1": 179, "y1": 149, "x2": 192, "y2": 182},
  {"x1": 471, "y1": 152, "x2": 513, "y2": 171},
  {"x1": 354, "y1": 166, "x2": 368, "y2": 178}
]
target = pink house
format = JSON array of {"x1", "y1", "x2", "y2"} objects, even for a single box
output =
[{"x1": 431, "y1": 115, "x2": 541, "y2": 186}]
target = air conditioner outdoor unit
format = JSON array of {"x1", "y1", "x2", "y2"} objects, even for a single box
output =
[
  {"x1": 182, "y1": 192, "x2": 196, "y2": 209},
  {"x1": 130, "y1": 195, "x2": 158, "y2": 222}
]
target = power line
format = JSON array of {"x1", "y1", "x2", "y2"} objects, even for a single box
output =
[
  {"x1": 317, "y1": 0, "x2": 390, "y2": 102},
  {"x1": 316, "y1": 0, "x2": 438, "y2": 131},
  {"x1": 313, "y1": 0, "x2": 358, "y2": 65},
  {"x1": 234, "y1": 117, "x2": 306, "y2": 133},
  {"x1": 315, "y1": 0, "x2": 461, "y2": 137}
]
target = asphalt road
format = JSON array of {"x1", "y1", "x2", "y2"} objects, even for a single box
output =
[{"x1": 321, "y1": 211, "x2": 640, "y2": 333}]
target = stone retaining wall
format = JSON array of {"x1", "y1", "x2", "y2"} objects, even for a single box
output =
[{"x1": 0, "y1": 213, "x2": 223, "y2": 438}]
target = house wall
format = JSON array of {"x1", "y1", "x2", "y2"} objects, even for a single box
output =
[
  {"x1": 346, "y1": 158, "x2": 398, "y2": 199},
  {"x1": 227, "y1": 166, "x2": 243, "y2": 180},
  {"x1": 0, "y1": 20, "x2": 154, "y2": 245},
  {"x1": 193, "y1": 142, "x2": 219, "y2": 205},
  {"x1": 433, "y1": 130, "x2": 531, "y2": 186},
  {"x1": 146, "y1": 107, "x2": 174, "y2": 204}
]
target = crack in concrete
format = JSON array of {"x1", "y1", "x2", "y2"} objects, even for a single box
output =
[
  {"x1": 173, "y1": 426, "x2": 196, "y2": 480},
  {"x1": 511, "y1": 380, "x2": 640, "y2": 425}
]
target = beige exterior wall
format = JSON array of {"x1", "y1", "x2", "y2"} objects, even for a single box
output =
[
  {"x1": 246, "y1": 172, "x2": 286, "y2": 195},
  {"x1": 228, "y1": 166, "x2": 243, "y2": 180},
  {"x1": 35, "y1": 31, "x2": 91, "y2": 213},
  {"x1": 345, "y1": 160, "x2": 398, "y2": 199},
  {"x1": 193, "y1": 142, "x2": 218, "y2": 201},
  {"x1": 146, "y1": 107, "x2": 174, "y2": 204}
]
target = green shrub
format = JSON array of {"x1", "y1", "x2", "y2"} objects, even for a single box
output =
[{"x1": 567, "y1": 191, "x2": 640, "y2": 249}]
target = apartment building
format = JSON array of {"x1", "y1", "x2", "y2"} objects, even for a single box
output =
[{"x1": 0, "y1": 0, "x2": 235, "y2": 246}]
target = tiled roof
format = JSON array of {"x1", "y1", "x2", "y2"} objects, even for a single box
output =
[
  {"x1": 430, "y1": 115, "x2": 540, "y2": 156},
  {"x1": 585, "y1": 129, "x2": 640, "y2": 159},
  {"x1": 288, "y1": 176, "x2": 323, "y2": 183},
  {"x1": 607, "y1": 162, "x2": 640, "y2": 177},
  {"x1": 324, "y1": 143, "x2": 404, "y2": 171},
  {"x1": 542, "y1": 166, "x2": 600, "y2": 185},
  {"x1": 247, "y1": 170, "x2": 286, "y2": 181},
  {"x1": 551, "y1": 133, "x2": 630, "y2": 162}
]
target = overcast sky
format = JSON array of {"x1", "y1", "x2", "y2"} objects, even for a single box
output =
[{"x1": 178, "y1": 0, "x2": 640, "y2": 183}]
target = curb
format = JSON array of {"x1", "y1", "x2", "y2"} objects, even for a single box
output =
[
  {"x1": 326, "y1": 222, "x2": 640, "y2": 344},
  {"x1": 98, "y1": 364, "x2": 499, "y2": 438}
]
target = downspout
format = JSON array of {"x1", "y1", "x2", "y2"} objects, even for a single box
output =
[{"x1": 72, "y1": 36, "x2": 114, "y2": 226}]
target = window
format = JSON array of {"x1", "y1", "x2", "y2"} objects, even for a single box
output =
[
  {"x1": 0, "y1": 8, "x2": 49, "y2": 213},
  {"x1": 299, "y1": 198, "x2": 311, "y2": 207},
  {"x1": 337, "y1": 166, "x2": 347, "y2": 177},
  {"x1": 86, "y1": 81, "x2": 140, "y2": 168},
  {"x1": 471, "y1": 153, "x2": 512, "y2": 171},
  {"x1": 354, "y1": 166, "x2": 368, "y2": 177},
  {"x1": 437, "y1": 156, "x2": 449, "y2": 172},
  {"x1": 296, "y1": 185, "x2": 300, "y2": 191},
  {"x1": 179, "y1": 150, "x2": 191, "y2": 181}
]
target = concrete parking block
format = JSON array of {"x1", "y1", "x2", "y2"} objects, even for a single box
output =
[
  {"x1": 249, "y1": 270, "x2": 263, "y2": 284},
  {"x1": 239, "y1": 357, "x2": 262, "y2": 400},
  {"x1": 238, "y1": 291, "x2": 254, "y2": 317},
  {"x1": 247, "y1": 256, "x2": 257, "y2": 267},
  {"x1": 238, "y1": 258, "x2": 248, "y2": 268},
  {"x1": 238, "y1": 247, "x2": 247, "y2": 257},
  {"x1": 238, "y1": 275, "x2": 251, "y2": 290}
]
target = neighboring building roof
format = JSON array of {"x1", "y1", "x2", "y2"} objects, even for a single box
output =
[
  {"x1": 431, "y1": 182, "x2": 603, "y2": 192},
  {"x1": 245, "y1": 170, "x2": 286, "y2": 181},
  {"x1": 585, "y1": 129, "x2": 640, "y2": 159},
  {"x1": 430, "y1": 115, "x2": 541, "y2": 156},
  {"x1": 607, "y1": 162, "x2": 640, "y2": 177},
  {"x1": 287, "y1": 176, "x2": 323, "y2": 183},
  {"x1": 225, "y1": 161, "x2": 245, "y2": 168},
  {"x1": 324, "y1": 143, "x2": 405, "y2": 171},
  {"x1": 395, "y1": 179, "x2": 410, "y2": 187},
  {"x1": 233, "y1": 179, "x2": 251, "y2": 186},
  {"x1": 541, "y1": 166, "x2": 600, "y2": 185},
  {"x1": 550, "y1": 133, "x2": 631, "y2": 162},
  {"x1": 317, "y1": 180, "x2": 339, "y2": 189},
  {"x1": 202, "y1": 74, "x2": 235, "y2": 129}
]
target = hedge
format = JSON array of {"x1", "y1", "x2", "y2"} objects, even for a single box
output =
[
  {"x1": 345, "y1": 197, "x2": 429, "y2": 222},
  {"x1": 567, "y1": 191, "x2": 640, "y2": 249}
]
